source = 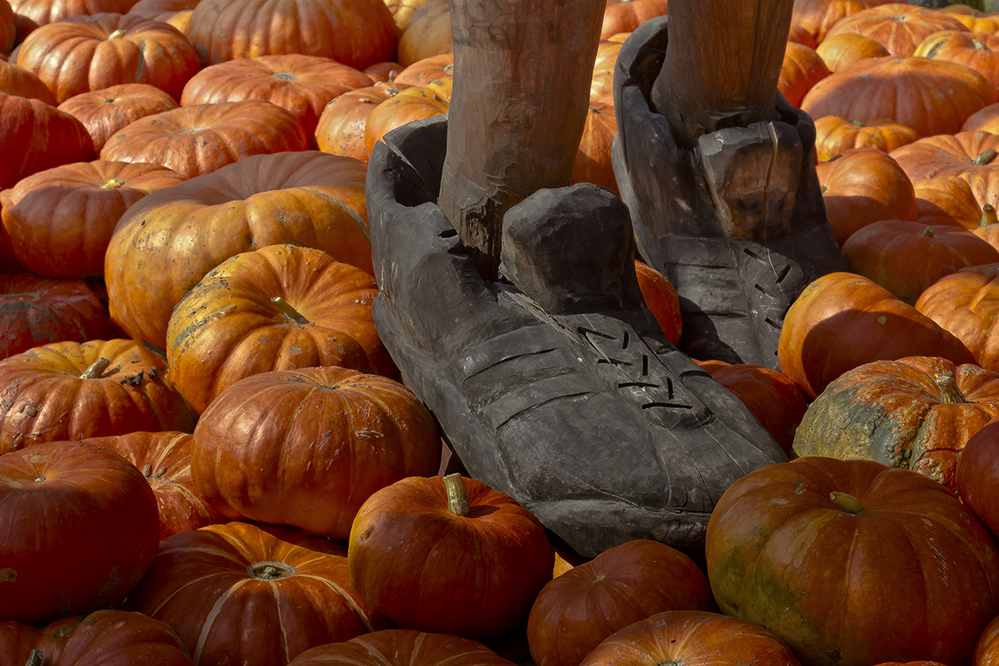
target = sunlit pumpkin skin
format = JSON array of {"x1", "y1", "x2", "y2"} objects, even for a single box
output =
[
  {"x1": 777, "y1": 271, "x2": 977, "y2": 399},
  {"x1": 104, "y1": 151, "x2": 372, "y2": 350},
  {"x1": 165, "y1": 244, "x2": 391, "y2": 413},
  {"x1": 56, "y1": 82, "x2": 179, "y2": 152},
  {"x1": 100, "y1": 99, "x2": 309, "y2": 178},
  {"x1": 697, "y1": 360, "x2": 808, "y2": 456},
  {"x1": 589, "y1": 34, "x2": 627, "y2": 102},
  {"x1": 315, "y1": 82, "x2": 409, "y2": 161},
  {"x1": 793, "y1": 356, "x2": 999, "y2": 493},
  {"x1": 383, "y1": 0, "x2": 430, "y2": 31},
  {"x1": 801, "y1": 56, "x2": 996, "y2": 139},
  {"x1": 0, "y1": 160, "x2": 184, "y2": 278},
  {"x1": 0, "y1": 92, "x2": 96, "y2": 189},
  {"x1": 0, "y1": 610, "x2": 195, "y2": 665},
  {"x1": 0, "y1": 274, "x2": 119, "y2": 360},
  {"x1": 527, "y1": 539, "x2": 712, "y2": 666},
  {"x1": 123, "y1": 521, "x2": 387, "y2": 666},
  {"x1": 791, "y1": 0, "x2": 897, "y2": 45},
  {"x1": 192, "y1": 367, "x2": 441, "y2": 539},
  {"x1": 0, "y1": 442, "x2": 160, "y2": 623},
  {"x1": 180, "y1": 55, "x2": 373, "y2": 149},
  {"x1": 914, "y1": 30, "x2": 999, "y2": 96},
  {"x1": 634, "y1": 260, "x2": 682, "y2": 346},
  {"x1": 975, "y1": 615, "x2": 999, "y2": 666},
  {"x1": 579, "y1": 610, "x2": 801, "y2": 666},
  {"x1": 363, "y1": 76, "x2": 450, "y2": 156},
  {"x1": 81, "y1": 431, "x2": 222, "y2": 540},
  {"x1": 914, "y1": 173, "x2": 995, "y2": 229},
  {"x1": 396, "y1": 0, "x2": 450, "y2": 67},
  {"x1": 816, "y1": 148, "x2": 919, "y2": 246},
  {"x1": 571, "y1": 100, "x2": 617, "y2": 193},
  {"x1": 288, "y1": 630, "x2": 517, "y2": 666},
  {"x1": 600, "y1": 0, "x2": 668, "y2": 40},
  {"x1": 840, "y1": 219, "x2": 999, "y2": 304},
  {"x1": 779, "y1": 41, "x2": 830, "y2": 108},
  {"x1": 391, "y1": 53, "x2": 452, "y2": 86},
  {"x1": 348, "y1": 474, "x2": 554, "y2": 641},
  {"x1": 706, "y1": 456, "x2": 999, "y2": 666},
  {"x1": 0, "y1": 59, "x2": 54, "y2": 103},
  {"x1": 964, "y1": 102, "x2": 999, "y2": 133},
  {"x1": 813, "y1": 116, "x2": 919, "y2": 162},
  {"x1": 8, "y1": 0, "x2": 137, "y2": 27},
  {"x1": 814, "y1": 32, "x2": 890, "y2": 71},
  {"x1": 364, "y1": 61, "x2": 403, "y2": 83},
  {"x1": 890, "y1": 130, "x2": 999, "y2": 184},
  {"x1": 916, "y1": 266, "x2": 999, "y2": 371},
  {"x1": 15, "y1": 13, "x2": 199, "y2": 104},
  {"x1": 0, "y1": 339, "x2": 198, "y2": 452},
  {"x1": 958, "y1": 415, "x2": 999, "y2": 543},
  {"x1": 823, "y1": 3, "x2": 970, "y2": 56},
  {"x1": 186, "y1": 0, "x2": 396, "y2": 70}
]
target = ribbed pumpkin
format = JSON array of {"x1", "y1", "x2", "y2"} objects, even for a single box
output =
[
  {"x1": 14, "y1": 13, "x2": 200, "y2": 104},
  {"x1": 914, "y1": 173, "x2": 997, "y2": 229},
  {"x1": 392, "y1": 52, "x2": 453, "y2": 86},
  {"x1": 123, "y1": 521, "x2": 387, "y2": 666},
  {"x1": 956, "y1": 414, "x2": 999, "y2": 536},
  {"x1": 100, "y1": 99, "x2": 309, "y2": 178},
  {"x1": 793, "y1": 356, "x2": 999, "y2": 493},
  {"x1": 779, "y1": 41, "x2": 830, "y2": 108},
  {"x1": 916, "y1": 266, "x2": 999, "y2": 371},
  {"x1": 1, "y1": 160, "x2": 184, "y2": 278},
  {"x1": 706, "y1": 456, "x2": 999, "y2": 666},
  {"x1": 8, "y1": 0, "x2": 137, "y2": 27},
  {"x1": 589, "y1": 34, "x2": 628, "y2": 101},
  {"x1": 104, "y1": 151, "x2": 372, "y2": 350},
  {"x1": 191, "y1": 366, "x2": 441, "y2": 539},
  {"x1": 813, "y1": 116, "x2": 919, "y2": 162},
  {"x1": 975, "y1": 615, "x2": 999, "y2": 666},
  {"x1": 814, "y1": 32, "x2": 890, "y2": 71},
  {"x1": 0, "y1": 59, "x2": 54, "y2": 103},
  {"x1": 964, "y1": 103, "x2": 999, "y2": 133},
  {"x1": 363, "y1": 76, "x2": 450, "y2": 156},
  {"x1": 165, "y1": 244, "x2": 392, "y2": 413},
  {"x1": 396, "y1": 0, "x2": 450, "y2": 67},
  {"x1": 890, "y1": 130, "x2": 999, "y2": 183},
  {"x1": 56, "y1": 82, "x2": 179, "y2": 152},
  {"x1": 791, "y1": 0, "x2": 897, "y2": 45},
  {"x1": 777, "y1": 271, "x2": 977, "y2": 399},
  {"x1": 571, "y1": 99, "x2": 617, "y2": 193},
  {"x1": 0, "y1": 0, "x2": 12, "y2": 53},
  {"x1": 914, "y1": 30, "x2": 999, "y2": 96},
  {"x1": 600, "y1": 0, "x2": 668, "y2": 39},
  {"x1": 288, "y1": 630, "x2": 517, "y2": 666},
  {"x1": 822, "y1": 3, "x2": 970, "y2": 56},
  {"x1": 315, "y1": 82, "x2": 409, "y2": 161},
  {"x1": 81, "y1": 431, "x2": 222, "y2": 540}
]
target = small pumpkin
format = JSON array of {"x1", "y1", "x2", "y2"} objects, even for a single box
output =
[
  {"x1": 56, "y1": 82, "x2": 179, "y2": 152},
  {"x1": 315, "y1": 82, "x2": 409, "y2": 161},
  {"x1": 813, "y1": 116, "x2": 919, "y2": 162}
]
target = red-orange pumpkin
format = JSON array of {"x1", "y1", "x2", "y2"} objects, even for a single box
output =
[
  {"x1": 914, "y1": 30, "x2": 999, "y2": 97},
  {"x1": 916, "y1": 266, "x2": 999, "y2": 371},
  {"x1": 0, "y1": 58, "x2": 54, "y2": 103},
  {"x1": 634, "y1": 260, "x2": 682, "y2": 346},
  {"x1": 889, "y1": 130, "x2": 999, "y2": 184},
  {"x1": 813, "y1": 116, "x2": 919, "y2": 162},
  {"x1": 791, "y1": 0, "x2": 896, "y2": 45},
  {"x1": 288, "y1": 630, "x2": 517, "y2": 666},
  {"x1": 8, "y1": 0, "x2": 137, "y2": 28},
  {"x1": 823, "y1": 3, "x2": 969, "y2": 56},
  {"x1": 779, "y1": 41, "x2": 830, "y2": 108},
  {"x1": 56, "y1": 82, "x2": 179, "y2": 152},
  {"x1": 315, "y1": 82, "x2": 409, "y2": 161},
  {"x1": 600, "y1": 0, "x2": 668, "y2": 39},
  {"x1": 814, "y1": 32, "x2": 890, "y2": 72}
]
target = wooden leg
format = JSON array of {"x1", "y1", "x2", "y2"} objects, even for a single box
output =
[
  {"x1": 650, "y1": 0, "x2": 793, "y2": 150},
  {"x1": 437, "y1": 0, "x2": 606, "y2": 279}
]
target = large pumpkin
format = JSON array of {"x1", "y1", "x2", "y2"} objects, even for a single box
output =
[
  {"x1": 822, "y1": 2, "x2": 969, "y2": 56},
  {"x1": 914, "y1": 30, "x2": 999, "y2": 96},
  {"x1": 287, "y1": 630, "x2": 517, "y2": 666},
  {"x1": 123, "y1": 520, "x2": 387, "y2": 666},
  {"x1": 956, "y1": 414, "x2": 999, "y2": 538},
  {"x1": 0, "y1": 442, "x2": 160, "y2": 623},
  {"x1": 103, "y1": 150, "x2": 372, "y2": 350},
  {"x1": 791, "y1": 0, "x2": 897, "y2": 45},
  {"x1": 314, "y1": 82, "x2": 409, "y2": 161},
  {"x1": 889, "y1": 130, "x2": 999, "y2": 184},
  {"x1": 56, "y1": 82, "x2": 179, "y2": 152},
  {"x1": 191, "y1": 366, "x2": 441, "y2": 539},
  {"x1": 706, "y1": 456, "x2": 999, "y2": 666},
  {"x1": 0, "y1": 58, "x2": 55, "y2": 103},
  {"x1": 916, "y1": 266, "x2": 999, "y2": 371},
  {"x1": 813, "y1": 116, "x2": 919, "y2": 162}
]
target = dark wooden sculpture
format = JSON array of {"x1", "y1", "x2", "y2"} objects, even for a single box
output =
[{"x1": 364, "y1": 0, "x2": 837, "y2": 557}]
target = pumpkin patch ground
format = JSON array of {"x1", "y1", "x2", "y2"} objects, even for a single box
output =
[{"x1": 9, "y1": 0, "x2": 999, "y2": 664}]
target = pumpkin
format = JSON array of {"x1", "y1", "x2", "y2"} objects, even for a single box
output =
[
  {"x1": 179, "y1": 54, "x2": 373, "y2": 148},
  {"x1": 99, "y1": 99, "x2": 309, "y2": 178},
  {"x1": 383, "y1": 0, "x2": 430, "y2": 31},
  {"x1": 315, "y1": 82, "x2": 409, "y2": 161},
  {"x1": 571, "y1": 100, "x2": 617, "y2": 193},
  {"x1": 56, "y1": 82, "x2": 179, "y2": 152},
  {"x1": 191, "y1": 366, "x2": 441, "y2": 539},
  {"x1": 0, "y1": 58, "x2": 54, "y2": 103},
  {"x1": 840, "y1": 218, "x2": 999, "y2": 303},
  {"x1": 123, "y1": 520, "x2": 387, "y2": 666},
  {"x1": 526, "y1": 539, "x2": 713, "y2": 666},
  {"x1": 791, "y1": 0, "x2": 897, "y2": 45},
  {"x1": 0, "y1": 441, "x2": 160, "y2": 623},
  {"x1": 363, "y1": 76, "x2": 450, "y2": 156},
  {"x1": 0, "y1": 91, "x2": 96, "y2": 189},
  {"x1": 364, "y1": 60, "x2": 404, "y2": 83},
  {"x1": 634, "y1": 259, "x2": 682, "y2": 346},
  {"x1": 287, "y1": 630, "x2": 517, "y2": 666},
  {"x1": 816, "y1": 148, "x2": 919, "y2": 246},
  {"x1": 104, "y1": 150, "x2": 372, "y2": 350},
  {"x1": 813, "y1": 116, "x2": 919, "y2": 162},
  {"x1": 823, "y1": 3, "x2": 970, "y2": 56},
  {"x1": 957, "y1": 413, "x2": 999, "y2": 537},
  {"x1": 914, "y1": 30, "x2": 999, "y2": 96},
  {"x1": 814, "y1": 32, "x2": 890, "y2": 71},
  {"x1": 348, "y1": 473, "x2": 554, "y2": 640},
  {"x1": 889, "y1": 130, "x2": 999, "y2": 183},
  {"x1": 579, "y1": 610, "x2": 801, "y2": 666},
  {"x1": 706, "y1": 456, "x2": 999, "y2": 666},
  {"x1": 0, "y1": 339, "x2": 198, "y2": 452},
  {"x1": 964, "y1": 103, "x2": 999, "y2": 133},
  {"x1": 125, "y1": 0, "x2": 197, "y2": 19},
  {"x1": 0, "y1": 0, "x2": 12, "y2": 53},
  {"x1": 800, "y1": 56, "x2": 996, "y2": 139},
  {"x1": 14, "y1": 13, "x2": 200, "y2": 104},
  {"x1": 0, "y1": 160, "x2": 184, "y2": 278},
  {"x1": 600, "y1": 0, "x2": 668, "y2": 40},
  {"x1": 81, "y1": 431, "x2": 222, "y2": 540},
  {"x1": 0, "y1": 273, "x2": 119, "y2": 360},
  {"x1": 792, "y1": 356, "x2": 999, "y2": 493},
  {"x1": 788, "y1": 21, "x2": 818, "y2": 49},
  {"x1": 391, "y1": 53, "x2": 452, "y2": 85},
  {"x1": 589, "y1": 34, "x2": 627, "y2": 102},
  {"x1": 914, "y1": 173, "x2": 996, "y2": 229},
  {"x1": 185, "y1": 0, "x2": 396, "y2": 70},
  {"x1": 975, "y1": 615, "x2": 999, "y2": 666},
  {"x1": 916, "y1": 266, "x2": 999, "y2": 370},
  {"x1": 165, "y1": 244, "x2": 392, "y2": 413},
  {"x1": 0, "y1": 610, "x2": 195, "y2": 665},
  {"x1": 779, "y1": 41, "x2": 830, "y2": 108},
  {"x1": 777, "y1": 271, "x2": 977, "y2": 399},
  {"x1": 396, "y1": 0, "x2": 450, "y2": 67},
  {"x1": 8, "y1": 0, "x2": 137, "y2": 28}
]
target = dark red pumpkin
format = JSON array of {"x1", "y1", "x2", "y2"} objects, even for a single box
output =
[{"x1": 288, "y1": 630, "x2": 517, "y2": 666}]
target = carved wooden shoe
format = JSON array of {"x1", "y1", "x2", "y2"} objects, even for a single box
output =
[
  {"x1": 612, "y1": 15, "x2": 848, "y2": 369},
  {"x1": 366, "y1": 116, "x2": 787, "y2": 559}
]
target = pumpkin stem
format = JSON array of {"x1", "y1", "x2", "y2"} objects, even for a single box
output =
[
  {"x1": 935, "y1": 371, "x2": 966, "y2": 404},
  {"x1": 830, "y1": 491, "x2": 865, "y2": 515},
  {"x1": 923, "y1": 226, "x2": 936, "y2": 238},
  {"x1": 271, "y1": 297, "x2": 308, "y2": 325},
  {"x1": 981, "y1": 204, "x2": 997, "y2": 227},
  {"x1": 106, "y1": 28, "x2": 126, "y2": 39},
  {"x1": 974, "y1": 148, "x2": 998, "y2": 166},
  {"x1": 25, "y1": 649, "x2": 43, "y2": 666},
  {"x1": 101, "y1": 178, "x2": 124, "y2": 189},
  {"x1": 80, "y1": 357, "x2": 112, "y2": 380},
  {"x1": 248, "y1": 561, "x2": 296, "y2": 580},
  {"x1": 443, "y1": 473, "x2": 470, "y2": 517},
  {"x1": 850, "y1": 119, "x2": 866, "y2": 127}
]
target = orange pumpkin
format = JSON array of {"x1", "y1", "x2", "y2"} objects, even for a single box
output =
[
  {"x1": 8, "y1": 0, "x2": 137, "y2": 27},
  {"x1": 814, "y1": 32, "x2": 890, "y2": 71},
  {"x1": 914, "y1": 173, "x2": 997, "y2": 230},
  {"x1": 916, "y1": 266, "x2": 999, "y2": 371},
  {"x1": 56, "y1": 83, "x2": 179, "y2": 152},
  {"x1": 634, "y1": 260, "x2": 682, "y2": 346},
  {"x1": 392, "y1": 52, "x2": 453, "y2": 86},
  {"x1": 914, "y1": 30, "x2": 999, "y2": 97},
  {"x1": 600, "y1": 0, "x2": 668, "y2": 39},
  {"x1": 0, "y1": 58, "x2": 54, "y2": 103},
  {"x1": 571, "y1": 100, "x2": 618, "y2": 193},
  {"x1": 288, "y1": 630, "x2": 517, "y2": 666},
  {"x1": 964, "y1": 102, "x2": 999, "y2": 133},
  {"x1": 823, "y1": 3, "x2": 969, "y2": 56},
  {"x1": 396, "y1": 0, "x2": 450, "y2": 67},
  {"x1": 813, "y1": 116, "x2": 919, "y2": 162},
  {"x1": 889, "y1": 130, "x2": 999, "y2": 184},
  {"x1": 779, "y1": 41, "x2": 830, "y2": 108},
  {"x1": 363, "y1": 76, "x2": 450, "y2": 156},
  {"x1": 315, "y1": 82, "x2": 409, "y2": 161},
  {"x1": 791, "y1": 0, "x2": 897, "y2": 45},
  {"x1": 956, "y1": 414, "x2": 999, "y2": 538}
]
